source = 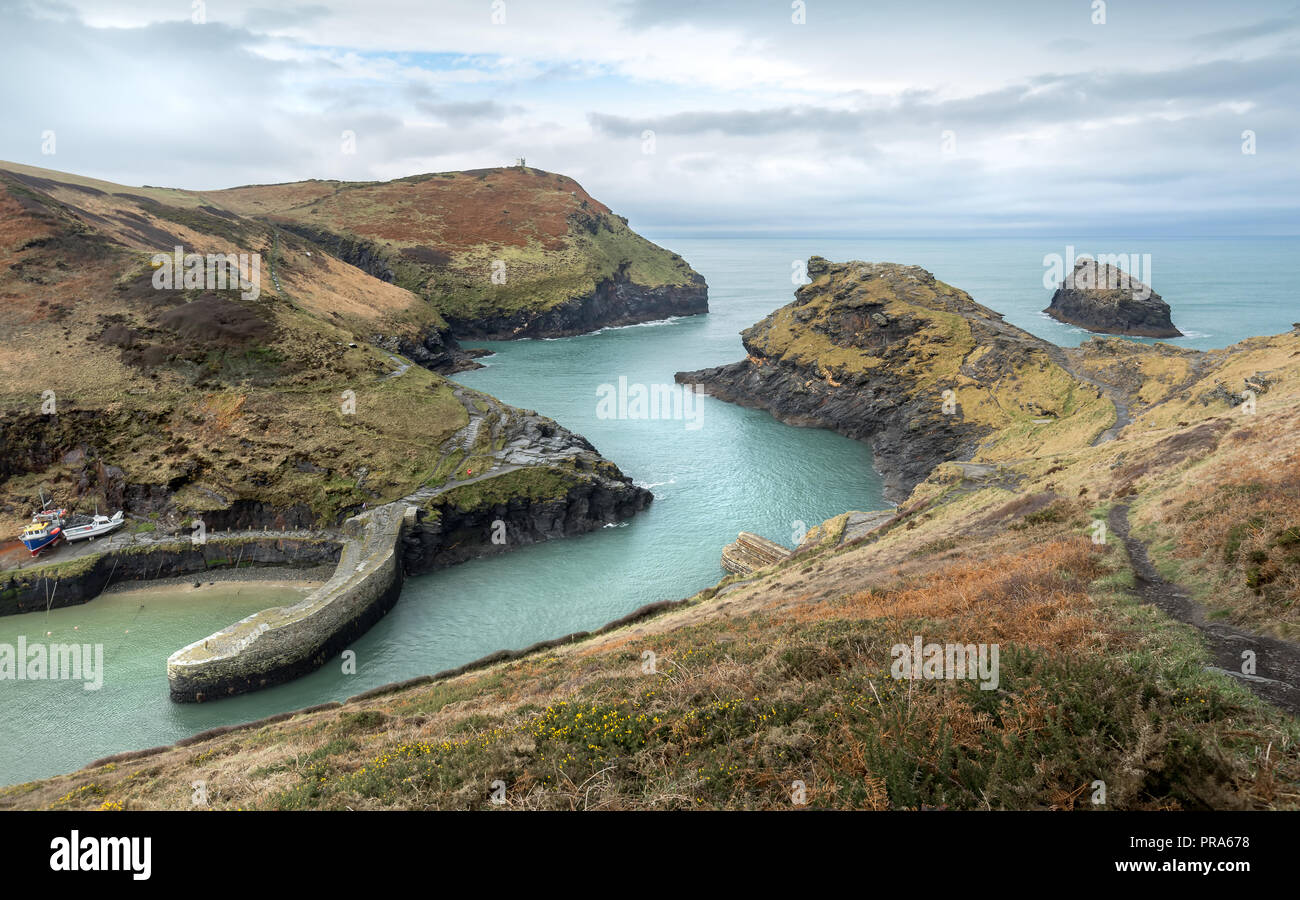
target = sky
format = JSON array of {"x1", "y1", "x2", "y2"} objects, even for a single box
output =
[{"x1": 1, "y1": 0, "x2": 1298, "y2": 234}]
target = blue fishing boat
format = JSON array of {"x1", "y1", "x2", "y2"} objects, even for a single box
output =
[{"x1": 20, "y1": 519, "x2": 63, "y2": 556}]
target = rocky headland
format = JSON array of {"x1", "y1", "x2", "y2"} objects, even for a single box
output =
[
  {"x1": 0, "y1": 162, "x2": 654, "y2": 613},
  {"x1": 211, "y1": 166, "x2": 709, "y2": 353},
  {"x1": 677, "y1": 257, "x2": 1111, "y2": 500}
]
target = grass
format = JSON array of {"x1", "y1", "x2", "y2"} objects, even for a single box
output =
[
  {"x1": 209, "y1": 165, "x2": 700, "y2": 326},
  {"x1": 743, "y1": 262, "x2": 1113, "y2": 457},
  {"x1": 429, "y1": 465, "x2": 580, "y2": 513},
  {"x1": 1154, "y1": 452, "x2": 1300, "y2": 637}
]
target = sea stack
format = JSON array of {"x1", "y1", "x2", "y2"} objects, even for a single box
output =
[{"x1": 1044, "y1": 258, "x2": 1181, "y2": 338}]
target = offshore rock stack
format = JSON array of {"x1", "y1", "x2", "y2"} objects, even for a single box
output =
[{"x1": 1044, "y1": 258, "x2": 1182, "y2": 338}]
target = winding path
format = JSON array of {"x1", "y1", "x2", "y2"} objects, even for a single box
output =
[
  {"x1": 1109, "y1": 503, "x2": 1300, "y2": 716},
  {"x1": 1042, "y1": 345, "x2": 1132, "y2": 446}
]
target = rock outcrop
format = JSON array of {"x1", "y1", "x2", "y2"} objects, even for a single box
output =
[
  {"x1": 1044, "y1": 258, "x2": 1181, "y2": 338},
  {"x1": 370, "y1": 326, "x2": 482, "y2": 375},
  {"x1": 720, "y1": 532, "x2": 791, "y2": 576},
  {"x1": 402, "y1": 391, "x2": 652, "y2": 573},
  {"x1": 678, "y1": 258, "x2": 1099, "y2": 501}
]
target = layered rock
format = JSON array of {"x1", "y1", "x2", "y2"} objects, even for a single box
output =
[
  {"x1": 370, "y1": 327, "x2": 482, "y2": 375},
  {"x1": 402, "y1": 393, "x2": 652, "y2": 573},
  {"x1": 720, "y1": 532, "x2": 792, "y2": 576},
  {"x1": 678, "y1": 258, "x2": 1093, "y2": 501},
  {"x1": 1044, "y1": 258, "x2": 1181, "y2": 338}
]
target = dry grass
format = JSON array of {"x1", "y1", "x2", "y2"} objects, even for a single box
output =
[
  {"x1": 833, "y1": 539, "x2": 1106, "y2": 650},
  {"x1": 1162, "y1": 450, "x2": 1300, "y2": 634}
]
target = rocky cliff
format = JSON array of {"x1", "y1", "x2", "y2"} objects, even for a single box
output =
[
  {"x1": 445, "y1": 267, "x2": 708, "y2": 340},
  {"x1": 678, "y1": 257, "x2": 1109, "y2": 500},
  {"x1": 1044, "y1": 258, "x2": 1181, "y2": 338}
]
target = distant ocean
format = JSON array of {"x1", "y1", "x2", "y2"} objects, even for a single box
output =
[
  {"x1": 1, "y1": 235, "x2": 1294, "y2": 787},
  {"x1": 645, "y1": 235, "x2": 1300, "y2": 351}
]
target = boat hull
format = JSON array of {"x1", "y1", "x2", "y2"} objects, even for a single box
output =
[
  {"x1": 21, "y1": 528, "x2": 62, "y2": 556},
  {"x1": 63, "y1": 512, "x2": 125, "y2": 543}
]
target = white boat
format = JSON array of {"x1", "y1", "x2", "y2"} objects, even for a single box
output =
[{"x1": 62, "y1": 511, "x2": 125, "y2": 542}]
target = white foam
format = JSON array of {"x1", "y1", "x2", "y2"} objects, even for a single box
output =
[{"x1": 635, "y1": 478, "x2": 677, "y2": 490}]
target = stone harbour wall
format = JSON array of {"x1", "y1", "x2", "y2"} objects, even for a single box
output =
[{"x1": 166, "y1": 505, "x2": 414, "y2": 702}]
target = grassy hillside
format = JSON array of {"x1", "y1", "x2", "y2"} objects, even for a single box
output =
[
  {"x1": 0, "y1": 162, "x2": 644, "y2": 539},
  {"x1": 745, "y1": 259, "x2": 1115, "y2": 456},
  {"x1": 208, "y1": 167, "x2": 703, "y2": 330}
]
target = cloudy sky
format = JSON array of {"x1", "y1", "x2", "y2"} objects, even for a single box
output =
[{"x1": 2, "y1": 0, "x2": 1298, "y2": 234}]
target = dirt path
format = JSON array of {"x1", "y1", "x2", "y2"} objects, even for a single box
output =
[
  {"x1": 1043, "y1": 345, "x2": 1133, "y2": 445},
  {"x1": 1109, "y1": 503, "x2": 1300, "y2": 715}
]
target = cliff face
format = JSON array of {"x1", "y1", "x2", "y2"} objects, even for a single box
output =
[
  {"x1": 404, "y1": 467, "x2": 651, "y2": 574},
  {"x1": 1044, "y1": 259, "x2": 1181, "y2": 338},
  {"x1": 370, "y1": 326, "x2": 482, "y2": 376},
  {"x1": 447, "y1": 268, "x2": 709, "y2": 339},
  {"x1": 678, "y1": 257, "x2": 1104, "y2": 500}
]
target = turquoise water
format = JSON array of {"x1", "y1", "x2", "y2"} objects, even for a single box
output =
[
  {"x1": 0, "y1": 582, "x2": 313, "y2": 786},
  {"x1": 1, "y1": 235, "x2": 1295, "y2": 788}
]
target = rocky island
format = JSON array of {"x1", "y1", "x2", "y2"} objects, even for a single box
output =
[{"x1": 1044, "y1": 257, "x2": 1182, "y2": 338}]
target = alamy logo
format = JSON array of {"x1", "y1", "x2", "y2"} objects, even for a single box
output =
[
  {"x1": 891, "y1": 635, "x2": 999, "y2": 690},
  {"x1": 50, "y1": 831, "x2": 151, "y2": 881},
  {"x1": 1042, "y1": 246, "x2": 1152, "y2": 301},
  {"x1": 151, "y1": 245, "x2": 261, "y2": 301},
  {"x1": 0, "y1": 638, "x2": 103, "y2": 690},
  {"x1": 596, "y1": 377, "x2": 705, "y2": 431}
]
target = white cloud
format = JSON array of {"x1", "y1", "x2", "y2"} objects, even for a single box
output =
[{"x1": 0, "y1": 0, "x2": 1296, "y2": 233}]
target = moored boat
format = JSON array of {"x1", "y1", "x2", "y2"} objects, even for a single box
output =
[
  {"x1": 20, "y1": 520, "x2": 63, "y2": 556},
  {"x1": 63, "y1": 510, "x2": 125, "y2": 542}
]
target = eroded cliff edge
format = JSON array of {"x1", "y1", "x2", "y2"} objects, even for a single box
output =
[{"x1": 214, "y1": 167, "x2": 709, "y2": 352}]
